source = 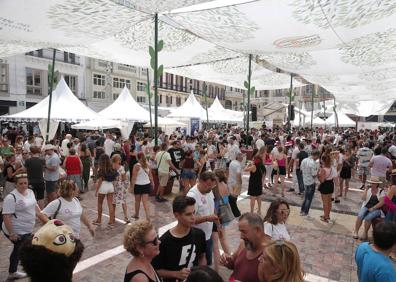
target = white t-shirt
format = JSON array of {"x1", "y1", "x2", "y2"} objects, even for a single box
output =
[
  {"x1": 227, "y1": 144, "x2": 240, "y2": 161},
  {"x1": 61, "y1": 139, "x2": 70, "y2": 157},
  {"x1": 388, "y1": 145, "x2": 396, "y2": 158},
  {"x1": 104, "y1": 139, "x2": 115, "y2": 156},
  {"x1": 264, "y1": 222, "x2": 290, "y2": 241},
  {"x1": 42, "y1": 197, "x2": 83, "y2": 238},
  {"x1": 291, "y1": 147, "x2": 300, "y2": 160},
  {"x1": 1, "y1": 189, "x2": 37, "y2": 235},
  {"x1": 255, "y1": 139, "x2": 264, "y2": 150},
  {"x1": 228, "y1": 160, "x2": 241, "y2": 187},
  {"x1": 187, "y1": 185, "x2": 214, "y2": 241}
]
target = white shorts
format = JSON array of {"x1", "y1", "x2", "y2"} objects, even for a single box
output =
[{"x1": 98, "y1": 181, "x2": 114, "y2": 194}]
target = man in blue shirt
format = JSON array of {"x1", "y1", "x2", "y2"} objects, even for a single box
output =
[{"x1": 355, "y1": 222, "x2": 396, "y2": 282}]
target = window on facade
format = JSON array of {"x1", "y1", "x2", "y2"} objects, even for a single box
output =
[
  {"x1": 137, "y1": 81, "x2": 145, "y2": 91},
  {"x1": 113, "y1": 77, "x2": 119, "y2": 88},
  {"x1": 93, "y1": 74, "x2": 105, "y2": 86},
  {"x1": 119, "y1": 78, "x2": 126, "y2": 88},
  {"x1": 160, "y1": 95, "x2": 162, "y2": 103},
  {"x1": 137, "y1": 96, "x2": 146, "y2": 103},
  {"x1": 93, "y1": 91, "x2": 105, "y2": 99},
  {"x1": 126, "y1": 79, "x2": 131, "y2": 89},
  {"x1": 26, "y1": 68, "x2": 42, "y2": 95},
  {"x1": 63, "y1": 52, "x2": 76, "y2": 64},
  {"x1": 0, "y1": 64, "x2": 8, "y2": 92},
  {"x1": 170, "y1": 96, "x2": 173, "y2": 104},
  {"x1": 166, "y1": 96, "x2": 169, "y2": 104},
  {"x1": 141, "y1": 68, "x2": 147, "y2": 76},
  {"x1": 113, "y1": 93, "x2": 119, "y2": 100},
  {"x1": 64, "y1": 75, "x2": 77, "y2": 95},
  {"x1": 176, "y1": 97, "x2": 181, "y2": 106}
]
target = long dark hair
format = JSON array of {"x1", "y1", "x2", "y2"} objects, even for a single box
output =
[
  {"x1": 263, "y1": 199, "x2": 290, "y2": 225},
  {"x1": 98, "y1": 154, "x2": 115, "y2": 177}
]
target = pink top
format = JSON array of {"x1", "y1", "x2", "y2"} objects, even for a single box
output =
[{"x1": 277, "y1": 157, "x2": 286, "y2": 167}]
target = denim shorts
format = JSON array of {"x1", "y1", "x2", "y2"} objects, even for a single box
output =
[
  {"x1": 181, "y1": 169, "x2": 196, "y2": 180},
  {"x1": 357, "y1": 207, "x2": 381, "y2": 221}
]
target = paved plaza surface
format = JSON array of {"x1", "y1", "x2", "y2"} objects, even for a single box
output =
[{"x1": 0, "y1": 173, "x2": 366, "y2": 282}]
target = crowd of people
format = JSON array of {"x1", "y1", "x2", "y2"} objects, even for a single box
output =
[{"x1": 0, "y1": 124, "x2": 395, "y2": 281}]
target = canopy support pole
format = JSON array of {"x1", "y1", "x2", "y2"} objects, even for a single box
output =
[
  {"x1": 146, "y1": 68, "x2": 153, "y2": 136},
  {"x1": 246, "y1": 54, "x2": 252, "y2": 146},
  {"x1": 310, "y1": 85, "x2": 315, "y2": 130},
  {"x1": 287, "y1": 73, "x2": 293, "y2": 130},
  {"x1": 153, "y1": 13, "x2": 159, "y2": 146},
  {"x1": 322, "y1": 89, "x2": 326, "y2": 130},
  {"x1": 203, "y1": 83, "x2": 209, "y2": 127},
  {"x1": 333, "y1": 97, "x2": 339, "y2": 130},
  {"x1": 46, "y1": 49, "x2": 56, "y2": 142}
]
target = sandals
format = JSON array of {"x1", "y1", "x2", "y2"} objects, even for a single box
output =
[
  {"x1": 320, "y1": 216, "x2": 329, "y2": 223},
  {"x1": 92, "y1": 220, "x2": 101, "y2": 225},
  {"x1": 352, "y1": 233, "x2": 359, "y2": 239},
  {"x1": 124, "y1": 217, "x2": 131, "y2": 224}
]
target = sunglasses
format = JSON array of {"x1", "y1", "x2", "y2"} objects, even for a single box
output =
[{"x1": 144, "y1": 235, "x2": 160, "y2": 246}]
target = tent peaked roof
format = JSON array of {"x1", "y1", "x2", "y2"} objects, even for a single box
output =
[
  {"x1": 0, "y1": 77, "x2": 101, "y2": 122},
  {"x1": 327, "y1": 113, "x2": 356, "y2": 127},
  {"x1": 99, "y1": 86, "x2": 150, "y2": 122},
  {"x1": 208, "y1": 96, "x2": 224, "y2": 112},
  {"x1": 208, "y1": 96, "x2": 243, "y2": 123},
  {"x1": 168, "y1": 91, "x2": 206, "y2": 119}
]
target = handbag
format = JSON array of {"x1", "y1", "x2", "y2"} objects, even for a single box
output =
[{"x1": 218, "y1": 197, "x2": 235, "y2": 225}]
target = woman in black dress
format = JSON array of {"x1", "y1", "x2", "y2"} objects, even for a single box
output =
[
  {"x1": 244, "y1": 154, "x2": 265, "y2": 214},
  {"x1": 339, "y1": 149, "x2": 352, "y2": 199}
]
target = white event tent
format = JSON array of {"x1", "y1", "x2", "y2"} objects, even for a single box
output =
[
  {"x1": 326, "y1": 113, "x2": 356, "y2": 128},
  {"x1": 0, "y1": 78, "x2": 102, "y2": 139},
  {"x1": 99, "y1": 86, "x2": 151, "y2": 123},
  {"x1": 207, "y1": 97, "x2": 243, "y2": 123},
  {"x1": 168, "y1": 92, "x2": 206, "y2": 120}
]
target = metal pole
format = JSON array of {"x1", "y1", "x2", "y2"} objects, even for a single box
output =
[
  {"x1": 322, "y1": 89, "x2": 326, "y2": 130},
  {"x1": 288, "y1": 73, "x2": 293, "y2": 129},
  {"x1": 310, "y1": 85, "x2": 315, "y2": 130},
  {"x1": 333, "y1": 97, "x2": 339, "y2": 130},
  {"x1": 246, "y1": 54, "x2": 252, "y2": 139},
  {"x1": 154, "y1": 13, "x2": 159, "y2": 146},
  {"x1": 146, "y1": 68, "x2": 153, "y2": 136},
  {"x1": 203, "y1": 83, "x2": 209, "y2": 126},
  {"x1": 46, "y1": 49, "x2": 56, "y2": 142}
]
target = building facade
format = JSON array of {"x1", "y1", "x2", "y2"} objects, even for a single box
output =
[{"x1": 1, "y1": 49, "x2": 394, "y2": 122}]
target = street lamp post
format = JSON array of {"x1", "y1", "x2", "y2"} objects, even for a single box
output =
[{"x1": 46, "y1": 49, "x2": 56, "y2": 142}]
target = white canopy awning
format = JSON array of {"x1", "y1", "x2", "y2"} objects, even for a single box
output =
[
  {"x1": 71, "y1": 117, "x2": 127, "y2": 130},
  {"x1": 99, "y1": 86, "x2": 151, "y2": 122},
  {"x1": 0, "y1": 77, "x2": 101, "y2": 122},
  {"x1": 0, "y1": 0, "x2": 395, "y2": 106}
]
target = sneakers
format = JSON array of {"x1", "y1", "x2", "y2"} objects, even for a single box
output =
[
  {"x1": 359, "y1": 185, "x2": 365, "y2": 190},
  {"x1": 300, "y1": 212, "x2": 307, "y2": 216},
  {"x1": 287, "y1": 188, "x2": 295, "y2": 192},
  {"x1": 8, "y1": 271, "x2": 27, "y2": 280}
]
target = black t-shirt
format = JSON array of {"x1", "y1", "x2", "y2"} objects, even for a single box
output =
[
  {"x1": 265, "y1": 138, "x2": 275, "y2": 147},
  {"x1": 296, "y1": 150, "x2": 309, "y2": 170},
  {"x1": 24, "y1": 157, "x2": 45, "y2": 183},
  {"x1": 168, "y1": 148, "x2": 185, "y2": 169},
  {"x1": 152, "y1": 227, "x2": 206, "y2": 282}
]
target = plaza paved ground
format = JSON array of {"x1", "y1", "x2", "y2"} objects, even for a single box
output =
[{"x1": 0, "y1": 173, "x2": 366, "y2": 282}]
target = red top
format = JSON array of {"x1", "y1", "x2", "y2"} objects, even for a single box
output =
[
  {"x1": 65, "y1": 156, "x2": 81, "y2": 175},
  {"x1": 230, "y1": 248, "x2": 261, "y2": 282}
]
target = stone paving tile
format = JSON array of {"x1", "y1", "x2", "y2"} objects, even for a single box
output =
[
  {"x1": 0, "y1": 174, "x2": 363, "y2": 282},
  {"x1": 262, "y1": 177, "x2": 363, "y2": 216}
]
